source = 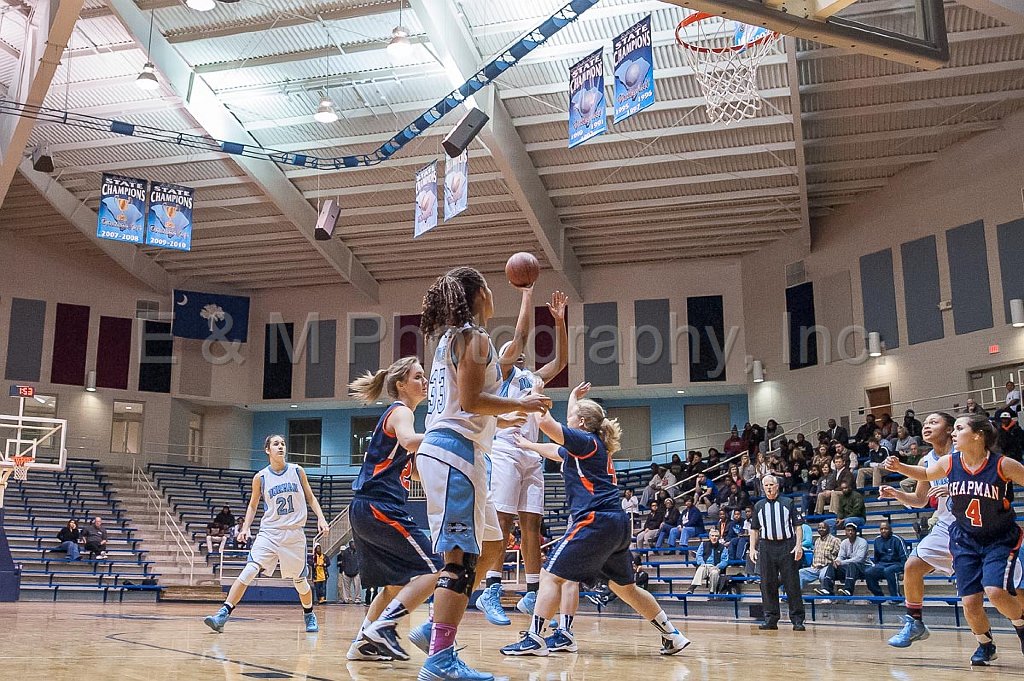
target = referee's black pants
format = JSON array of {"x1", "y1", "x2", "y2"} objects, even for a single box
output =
[{"x1": 758, "y1": 537, "x2": 805, "y2": 625}]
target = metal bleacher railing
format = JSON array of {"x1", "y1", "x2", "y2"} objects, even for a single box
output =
[{"x1": 130, "y1": 457, "x2": 195, "y2": 586}]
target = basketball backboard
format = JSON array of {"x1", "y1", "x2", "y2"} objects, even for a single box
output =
[
  {"x1": 660, "y1": 0, "x2": 949, "y2": 67},
  {"x1": 0, "y1": 412, "x2": 68, "y2": 473}
]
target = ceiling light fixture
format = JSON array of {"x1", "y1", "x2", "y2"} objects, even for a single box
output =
[
  {"x1": 186, "y1": 0, "x2": 216, "y2": 11},
  {"x1": 868, "y1": 332, "x2": 883, "y2": 357},
  {"x1": 136, "y1": 11, "x2": 160, "y2": 90},
  {"x1": 313, "y1": 96, "x2": 338, "y2": 123},
  {"x1": 1011, "y1": 298, "x2": 1024, "y2": 328},
  {"x1": 387, "y1": 3, "x2": 413, "y2": 59},
  {"x1": 752, "y1": 360, "x2": 765, "y2": 383}
]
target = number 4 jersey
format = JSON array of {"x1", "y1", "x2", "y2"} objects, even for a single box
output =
[
  {"x1": 258, "y1": 463, "x2": 308, "y2": 530},
  {"x1": 945, "y1": 451, "x2": 1016, "y2": 544}
]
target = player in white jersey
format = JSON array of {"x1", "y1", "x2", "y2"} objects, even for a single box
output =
[
  {"x1": 478, "y1": 290, "x2": 568, "y2": 618},
  {"x1": 203, "y1": 434, "x2": 330, "y2": 634},
  {"x1": 881, "y1": 412, "x2": 976, "y2": 646},
  {"x1": 416, "y1": 266, "x2": 550, "y2": 681}
]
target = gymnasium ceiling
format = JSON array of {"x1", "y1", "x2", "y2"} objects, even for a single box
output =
[{"x1": 0, "y1": 0, "x2": 1022, "y2": 298}]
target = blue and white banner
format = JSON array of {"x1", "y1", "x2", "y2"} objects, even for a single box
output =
[
  {"x1": 172, "y1": 289, "x2": 250, "y2": 343},
  {"x1": 97, "y1": 173, "x2": 147, "y2": 244},
  {"x1": 613, "y1": 15, "x2": 655, "y2": 124},
  {"x1": 414, "y1": 161, "x2": 438, "y2": 238},
  {"x1": 145, "y1": 181, "x2": 194, "y2": 251},
  {"x1": 568, "y1": 47, "x2": 607, "y2": 148},
  {"x1": 444, "y1": 149, "x2": 468, "y2": 222}
]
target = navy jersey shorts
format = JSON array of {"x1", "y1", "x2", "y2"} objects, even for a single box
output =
[
  {"x1": 545, "y1": 510, "x2": 634, "y2": 586},
  {"x1": 949, "y1": 523, "x2": 1023, "y2": 597},
  {"x1": 350, "y1": 497, "x2": 442, "y2": 588}
]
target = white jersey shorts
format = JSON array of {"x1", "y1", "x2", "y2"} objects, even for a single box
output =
[
  {"x1": 489, "y1": 442, "x2": 545, "y2": 516},
  {"x1": 247, "y1": 526, "x2": 309, "y2": 579},
  {"x1": 912, "y1": 519, "x2": 953, "y2": 576},
  {"x1": 418, "y1": 428, "x2": 502, "y2": 555}
]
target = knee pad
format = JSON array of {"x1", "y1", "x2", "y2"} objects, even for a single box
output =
[
  {"x1": 293, "y1": 577, "x2": 311, "y2": 595},
  {"x1": 238, "y1": 562, "x2": 260, "y2": 586},
  {"x1": 437, "y1": 559, "x2": 476, "y2": 598}
]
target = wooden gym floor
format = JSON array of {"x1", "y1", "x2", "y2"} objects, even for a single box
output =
[{"x1": 1, "y1": 601, "x2": 1023, "y2": 680}]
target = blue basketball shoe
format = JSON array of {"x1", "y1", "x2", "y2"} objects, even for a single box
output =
[
  {"x1": 545, "y1": 628, "x2": 578, "y2": 653},
  {"x1": 887, "y1": 616, "x2": 929, "y2": 648},
  {"x1": 516, "y1": 590, "x2": 537, "y2": 616},
  {"x1": 409, "y1": 621, "x2": 433, "y2": 655},
  {"x1": 474, "y1": 584, "x2": 510, "y2": 626},
  {"x1": 500, "y1": 631, "x2": 548, "y2": 657},
  {"x1": 203, "y1": 606, "x2": 230, "y2": 633},
  {"x1": 304, "y1": 611, "x2": 319, "y2": 633},
  {"x1": 418, "y1": 646, "x2": 494, "y2": 681}
]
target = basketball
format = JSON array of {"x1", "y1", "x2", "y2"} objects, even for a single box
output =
[{"x1": 505, "y1": 252, "x2": 540, "y2": 287}]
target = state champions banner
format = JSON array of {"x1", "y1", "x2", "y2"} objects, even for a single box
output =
[
  {"x1": 145, "y1": 181, "x2": 194, "y2": 251},
  {"x1": 414, "y1": 161, "x2": 438, "y2": 238},
  {"x1": 568, "y1": 47, "x2": 607, "y2": 148},
  {"x1": 613, "y1": 15, "x2": 655, "y2": 124},
  {"x1": 444, "y1": 149, "x2": 468, "y2": 222},
  {"x1": 97, "y1": 173, "x2": 147, "y2": 244}
]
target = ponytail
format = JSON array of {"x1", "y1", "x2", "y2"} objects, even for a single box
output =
[
  {"x1": 348, "y1": 356, "x2": 421, "y2": 404},
  {"x1": 576, "y1": 398, "x2": 622, "y2": 456},
  {"x1": 599, "y1": 417, "x2": 622, "y2": 456},
  {"x1": 421, "y1": 267, "x2": 486, "y2": 338}
]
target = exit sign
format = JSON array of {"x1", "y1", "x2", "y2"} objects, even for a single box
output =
[
  {"x1": 8, "y1": 385, "x2": 35, "y2": 398},
  {"x1": 989, "y1": 344, "x2": 1001, "y2": 354}
]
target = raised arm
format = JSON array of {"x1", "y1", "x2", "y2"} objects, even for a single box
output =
[
  {"x1": 513, "y1": 433, "x2": 563, "y2": 462},
  {"x1": 536, "y1": 409, "x2": 564, "y2": 444},
  {"x1": 297, "y1": 467, "x2": 330, "y2": 536},
  {"x1": 389, "y1": 405, "x2": 423, "y2": 453},
  {"x1": 535, "y1": 291, "x2": 568, "y2": 384},
  {"x1": 884, "y1": 454, "x2": 950, "y2": 482},
  {"x1": 498, "y1": 286, "x2": 534, "y2": 375},
  {"x1": 457, "y1": 329, "x2": 550, "y2": 416},
  {"x1": 566, "y1": 381, "x2": 591, "y2": 426}
]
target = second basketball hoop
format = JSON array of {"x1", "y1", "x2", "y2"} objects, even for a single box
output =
[{"x1": 675, "y1": 12, "x2": 781, "y2": 125}]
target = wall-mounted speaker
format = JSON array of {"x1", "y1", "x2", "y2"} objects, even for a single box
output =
[
  {"x1": 442, "y1": 108, "x2": 489, "y2": 158},
  {"x1": 314, "y1": 199, "x2": 340, "y2": 241}
]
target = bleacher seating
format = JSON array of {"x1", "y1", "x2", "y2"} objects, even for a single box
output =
[{"x1": 1, "y1": 458, "x2": 160, "y2": 602}]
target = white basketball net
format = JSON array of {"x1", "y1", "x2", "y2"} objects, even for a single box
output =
[
  {"x1": 676, "y1": 14, "x2": 782, "y2": 124},
  {"x1": 13, "y1": 456, "x2": 31, "y2": 480}
]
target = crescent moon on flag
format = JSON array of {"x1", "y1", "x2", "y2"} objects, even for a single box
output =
[{"x1": 176, "y1": 294, "x2": 188, "y2": 306}]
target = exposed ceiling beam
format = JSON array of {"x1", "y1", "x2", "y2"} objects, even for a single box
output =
[
  {"x1": 806, "y1": 179, "x2": 889, "y2": 193},
  {"x1": 548, "y1": 168, "x2": 797, "y2": 198},
  {"x1": 805, "y1": 153, "x2": 939, "y2": 173},
  {"x1": 298, "y1": 172, "x2": 504, "y2": 198},
  {"x1": 0, "y1": 0, "x2": 85, "y2": 206},
  {"x1": 408, "y1": 0, "x2": 582, "y2": 299},
  {"x1": 192, "y1": 36, "x2": 429, "y2": 74},
  {"x1": 797, "y1": 25, "x2": 1019, "y2": 60},
  {"x1": 800, "y1": 58, "x2": 1024, "y2": 94},
  {"x1": 801, "y1": 89, "x2": 1024, "y2": 120},
  {"x1": 536, "y1": 142, "x2": 795, "y2": 177},
  {"x1": 953, "y1": 0, "x2": 1024, "y2": 28},
  {"x1": 559, "y1": 186, "x2": 801, "y2": 216},
  {"x1": 108, "y1": 0, "x2": 380, "y2": 303},
  {"x1": 803, "y1": 121, "x2": 999, "y2": 147},
  {"x1": 785, "y1": 37, "x2": 810, "y2": 251},
  {"x1": 17, "y1": 160, "x2": 173, "y2": 292}
]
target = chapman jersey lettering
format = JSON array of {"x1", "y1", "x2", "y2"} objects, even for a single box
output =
[
  {"x1": 425, "y1": 323, "x2": 501, "y2": 450},
  {"x1": 494, "y1": 366, "x2": 540, "y2": 447},
  {"x1": 946, "y1": 451, "x2": 1016, "y2": 543},
  {"x1": 921, "y1": 448, "x2": 954, "y2": 524},
  {"x1": 258, "y1": 463, "x2": 307, "y2": 530},
  {"x1": 558, "y1": 424, "x2": 620, "y2": 516},
  {"x1": 353, "y1": 403, "x2": 413, "y2": 506}
]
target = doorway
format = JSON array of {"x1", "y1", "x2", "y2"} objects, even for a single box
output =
[
  {"x1": 865, "y1": 385, "x2": 892, "y2": 416},
  {"x1": 967, "y1": 361, "x2": 1024, "y2": 411}
]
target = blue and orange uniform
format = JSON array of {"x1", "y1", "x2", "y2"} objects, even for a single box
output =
[
  {"x1": 545, "y1": 425, "x2": 633, "y2": 585},
  {"x1": 944, "y1": 451, "x2": 1022, "y2": 596},
  {"x1": 350, "y1": 402, "x2": 442, "y2": 587}
]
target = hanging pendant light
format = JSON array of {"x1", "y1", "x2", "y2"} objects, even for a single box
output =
[
  {"x1": 136, "y1": 11, "x2": 160, "y2": 90},
  {"x1": 387, "y1": 2, "x2": 413, "y2": 59}
]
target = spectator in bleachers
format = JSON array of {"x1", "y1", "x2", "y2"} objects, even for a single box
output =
[
  {"x1": 52, "y1": 519, "x2": 81, "y2": 561},
  {"x1": 669, "y1": 496, "x2": 705, "y2": 559},
  {"x1": 835, "y1": 441, "x2": 857, "y2": 472},
  {"x1": 818, "y1": 523, "x2": 869, "y2": 597},
  {"x1": 654, "y1": 497, "x2": 680, "y2": 549},
  {"x1": 636, "y1": 500, "x2": 664, "y2": 549},
  {"x1": 1005, "y1": 380, "x2": 1020, "y2": 414},
  {"x1": 995, "y1": 409, "x2": 1024, "y2": 462},
  {"x1": 739, "y1": 453, "x2": 756, "y2": 491},
  {"x1": 722, "y1": 482, "x2": 748, "y2": 514},
  {"x1": 725, "y1": 464, "x2": 744, "y2": 492},
  {"x1": 812, "y1": 444, "x2": 831, "y2": 471},
  {"x1": 799, "y1": 522, "x2": 841, "y2": 590},
  {"x1": 902, "y1": 410, "x2": 922, "y2": 439},
  {"x1": 961, "y1": 397, "x2": 988, "y2": 417},
  {"x1": 832, "y1": 482, "x2": 866, "y2": 533},
  {"x1": 723, "y1": 426, "x2": 747, "y2": 457},
  {"x1": 205, "y1": 517, "x2": 228, "y2": 555},
  {"x1": 686, "y1": 529, "x2": 729, "y2": 594},
  {"x1": 310, "y1": 544, "x2": 328, "y2": 604},
  {"x1": 815, "y1": 452, "x2": 853, "y2": 514},
  {"x1": 80, "y1": 516, "x2": 108, "y2": 560},
  {"x1": 796, "y1": 513, "x2": 814, "y2": 566},
  {"x1": 877, "y1": 413, "x2": 896, "y2": 442},
  {"x1": 621, "y1": 488, "x2": 640, "y2": 517},
  {"x1": 640, "y1": 464, "x2": 674, "y2": 507},
  {"x1": 746, "y1": 422, "x2": 765, "y2": 455},
  {"x1": 804, "y1": 464, "x2": 824, "y2": 513},
  {"x1": 337, "y1": 540, "x2": 361, "y2": 604},
  {"x1": 667, "y1": 454, "x2": 685, "y2": 480},
  {"x1": 856, "y1": 436, "x2": 892, "y2": 489},
  {"x1": 864, "y1": 522, "x2": 908, "y2": 601},
  {"x1": 690, "y1": 473, "x2": 717, "y2": 515},
  {"x1": 214, "y1": 505, "x2": 235, "y2": 529},
  {"x1": 825, "y1": 418, "x2": 849, "y2": 446},
  {"x1": 904, "y1": 441, "x2": 923, "y2": 467},
  {"x1": 793, "y1": 433, "x2": 814, "y2": 461},
  {"x1": 894, "y1": 427, "x2": 919, "y2": 459},
  {"x1": 762, "y1": 419, "x2": 782, "y2": 453},
  {"x1": 686, "y1": 450, "x2": 704, "y2": 476},
  {"x1": 228, "y1": 518, "x2": 249, "y2": 550},
  {"x1": 705, "y1": 448, "x2": 722, "y2": 473},
  {"x1": 724, "y1": 509, "x2": 747, "y2": 562},
  {"x1": 852, "y1": 414, "x2": 877, "y2": 455}
]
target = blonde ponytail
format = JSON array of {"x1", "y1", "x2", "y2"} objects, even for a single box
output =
[
  {"x1": 576, "y1": 398, "x2": 622, "y2": 455},
  {"x1": 348, "y1": 356, "x2": 421, "y2": 404},
  {"x1": 599, "y1": 417, "x2": 622, "y2": 456}
]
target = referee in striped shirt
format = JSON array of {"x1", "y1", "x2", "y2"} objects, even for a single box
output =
[{"x1": 749, "y1": 475, "x2": 806, "y2": 631}]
